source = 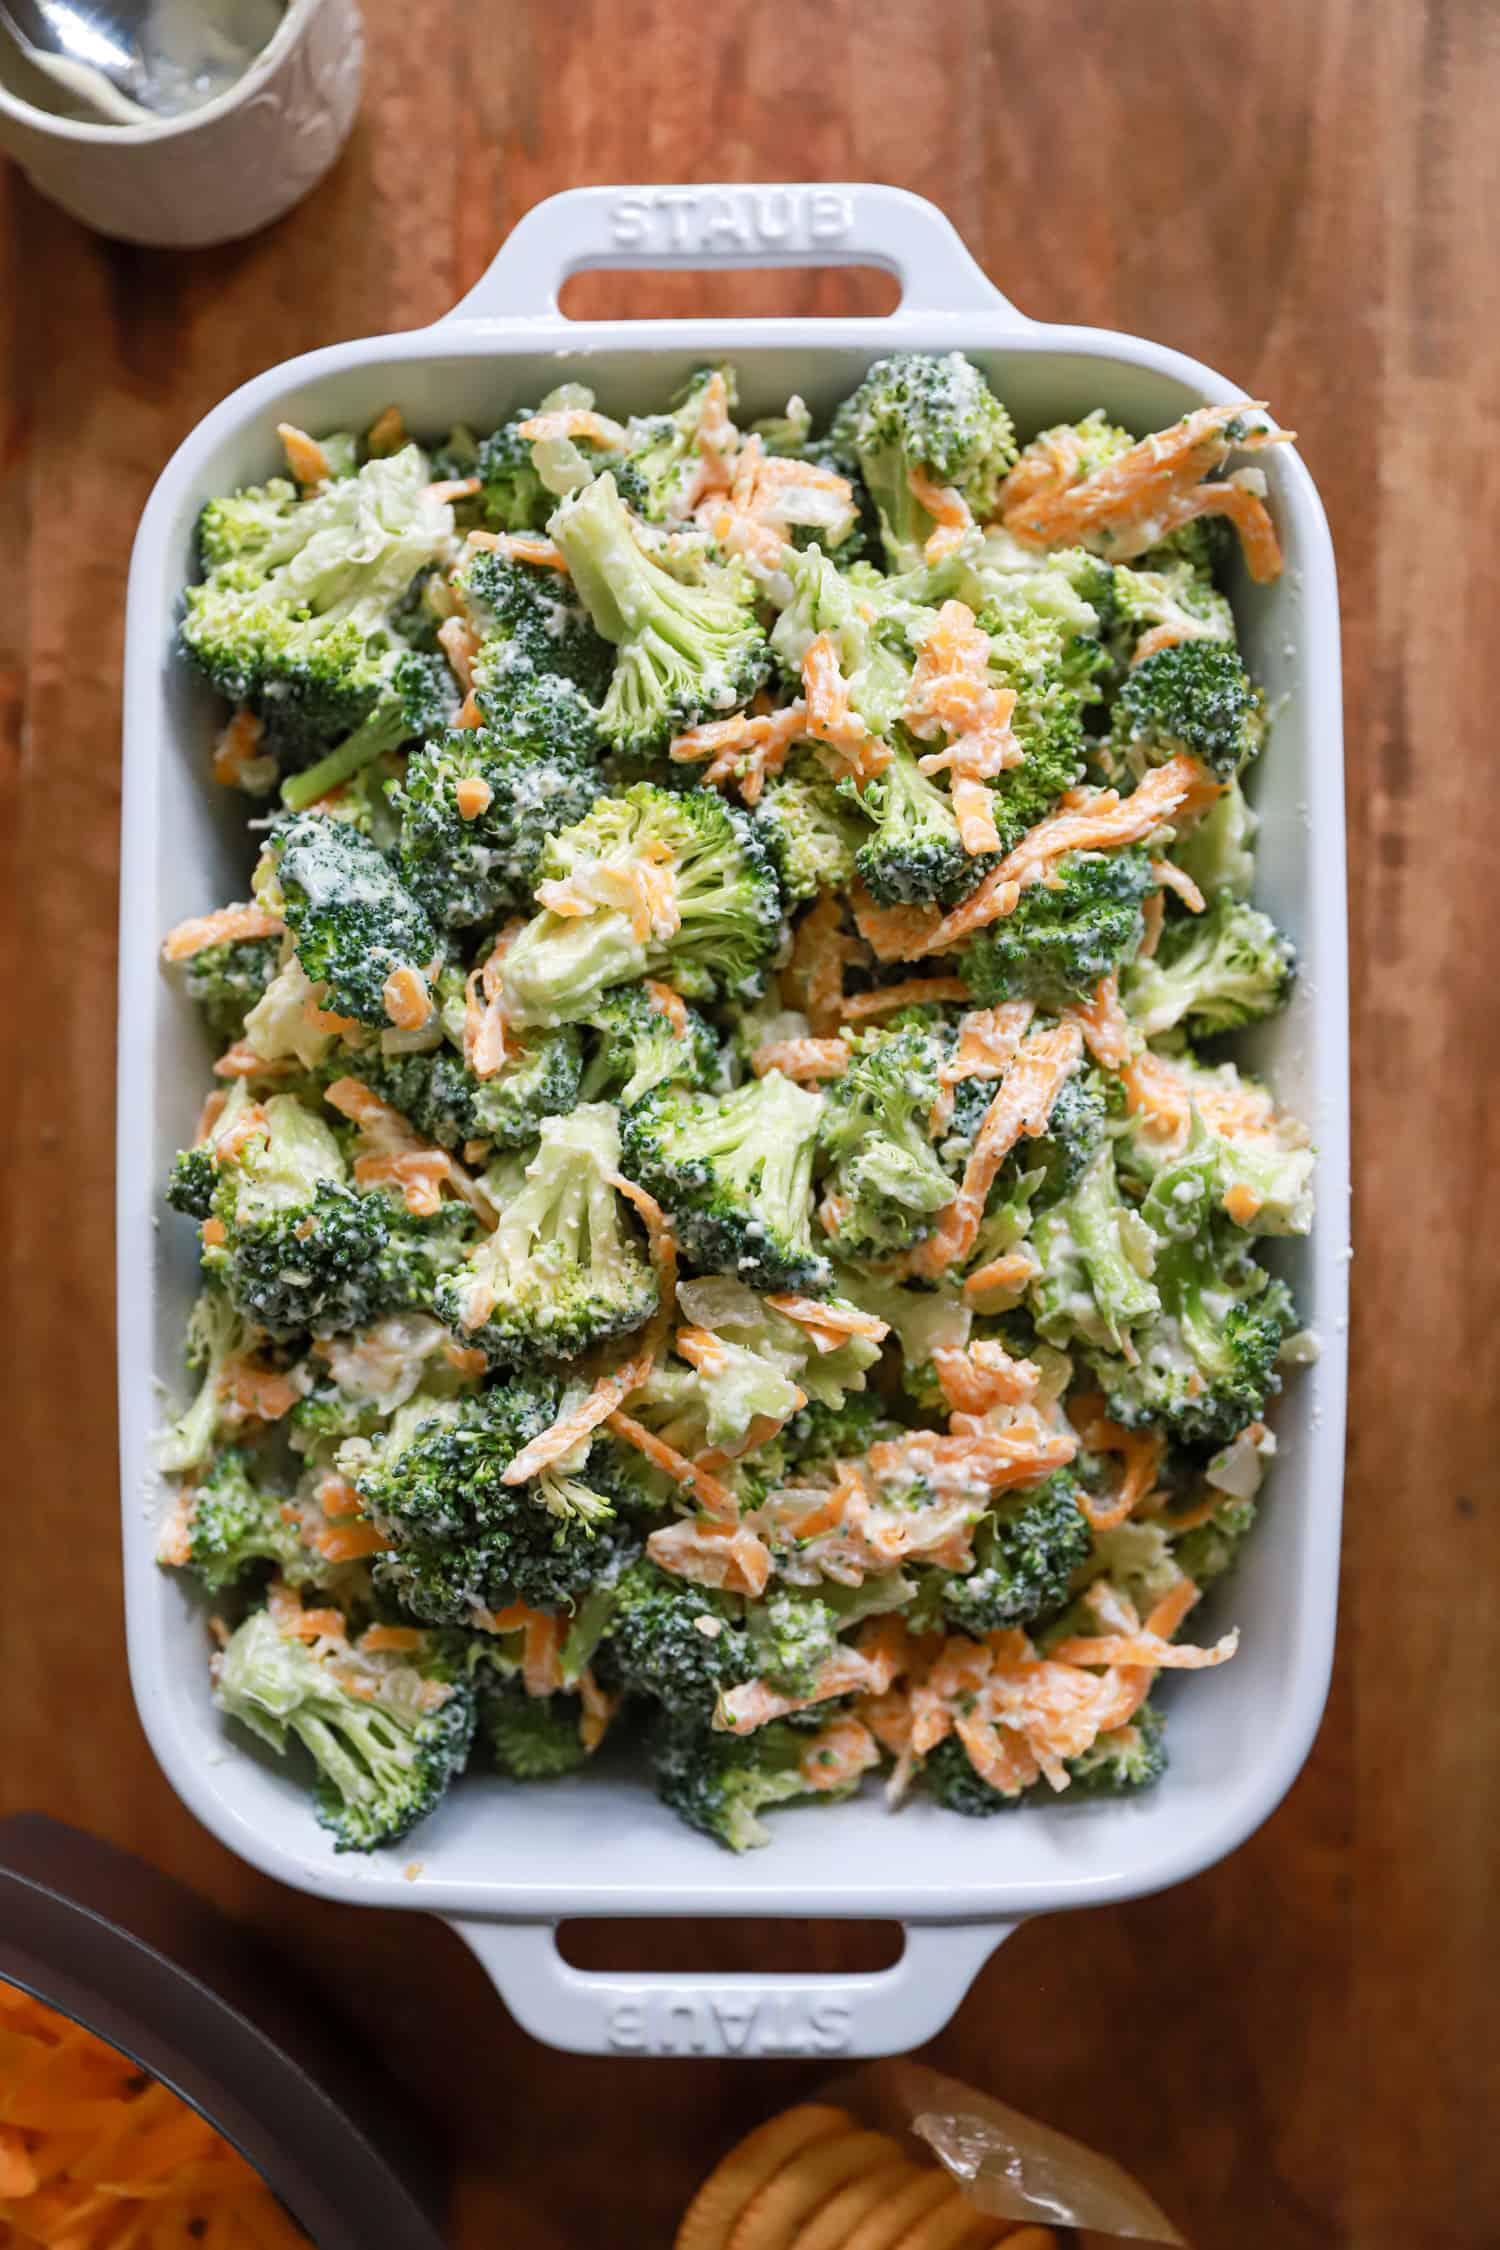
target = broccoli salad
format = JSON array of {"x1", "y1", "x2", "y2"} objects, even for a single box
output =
[{"x1": 155, "y1": 360, "x2": 1313, "y2": 1854}]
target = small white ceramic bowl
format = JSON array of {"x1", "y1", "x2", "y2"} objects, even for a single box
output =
[{"x1": 0, "y1": 0, "x2": 363, "y2": 247}]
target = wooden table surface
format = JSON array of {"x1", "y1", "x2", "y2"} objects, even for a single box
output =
[{"x1": 2, "y1": 2, "x2": 1496, "y2": 2243}]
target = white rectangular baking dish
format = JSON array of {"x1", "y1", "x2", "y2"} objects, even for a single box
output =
[{"x1": 118, "y1": 183, "x2": 1349, "y2": 2059}]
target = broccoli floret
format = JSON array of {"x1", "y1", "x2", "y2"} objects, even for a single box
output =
[
  {"x1": 377, "y1": 1198, "x2": 482, "y2": 1315},
  {"x1": 1117, "y1": 1064, "x2": 1314, "y2": 1237},
  {"x1": 1172, "y1": 777, "x2": 1257, "y2": 902},
  {"x1": 182, "y1": 447, "x2": 459, "y2": 778},
  {"x1": 459, "y1": 545, "x2": 614, "y2": 748},
  {"x1": 1093, "y1": 1149, "x2": 1298, "y2": 1446},
  {"x1": 962, "y1": 848, "x2": 1154, "y2": 1009},
  {"x1": 1110, "y1": 643, "x2": 1264, "y2": 782},
  {"x1": 829, "y1": 353, "x2": 1017, "y2": 571},
  {"x1": 621, "y1": 1072, "x2": 828, "y2": 1293},
  {"x1": 936, "y1": 1471, "x2": 1092, "y2": 1635},
  {"x1": 849, "y1": 737, "x2": 973, "y2": 909},
  {"x1": 745, "y1": 1590, "x2": 842, "y2": 1699},
  {"x1": 922, "y1": 1734, "x2": 1027, "y2": 1815},
  {"x1": 479, "y1": 1674, "x2": 589, "y2": 1778},
  {"x1": 393, "y1": 728, "x2": 603, "y2": 928},
  {"x1": 613, "y1": 368, "x2": 737, "y2": 523},
  {"x1": 361, "y1": 1025, "x2": 585, "y2": 1153},
  {"x1": 200, "y1": 1092, "x2": 396, "y2": 1339},
  {"x1": 768, "y1": 546, "x2": 928, "y2": 738},
  {"x1": 1170, "y1": 1495, "x2": 1257, "y2": 1588},
  {"x1": 605, "y1": 1561, "x2": 757, "y2": 1715},
  {"x1": 1105, "y1": 560, "x2": 1236, "y2": 662},
  {"x1": 578, "y1": 981, "x2": 720, "y2": 1108},
  {"x1": 166, "y1": 1144, "x2": 220, "y2": 1221},
  {"x1": 1121, "y1": 892, "x2": 1295, "y2": 1039},
  {"x1": 157, "y1": 1283, "x2": 262, "y2": 1474},
  {"x1": 650, "y1": 1709, "x2": 838, "y2": 1851},
  {"x1": 436, "y1": 1105, "x2": 657, "y2": 1367},
  {"x1": 500, "y1": 783, "x2": 783, "y2": 1026},
  {"x1": 1065, "y1": 1702, "x2": 1168, "y2": 1795},
  {"x1": 782, "y1": 1390, "x2": 895, "y2": 1472},
  {"x1": 667, "y1": 1276, "x2": 884, "y2": 1423},
  {"x1": 1030, "y1": 1142, "x2": 1161, "y2": 1353},
  {"x1": 213, "y1": 1602, "x2": 475, "y2": 1851},
  {"x1": 178, "y1": 935, "x2": 281, "y2": 1046},
  {"x1": 271, "y1": 816, "x2": 438, "y2": 1027},
  {"x1": 167, "y1": 1448, "x2": 300, "y2": 1593},
  {"x1": 817, "y1": 1021, "x2": 954, "y2": 1257},
  {"x1": 475, "y1": 410, "x2": 554, "y2": 531},
  {"x1": 279, "y1": 651, "x2": 459, "y2": 814},
  {"x1": 1027, "y1": 1066, "x2": 1112, "y2": 1200},
  {"x1": 753, "y1": 759, "x2": 867, "y2": 904},
  {"x1": 352, "y1": 1381, "x2": 641, "y2": 1621},
  {"x1": 548, "y1": 473, "x2": 770, "y2": 756}
]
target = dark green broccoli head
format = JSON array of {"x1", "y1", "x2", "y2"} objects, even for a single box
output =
[
  {"x1": 548, "y1": 473, "x2": 771, "y2": 757},
  {"x1": 620, "y1": 1071, "x2": 829, "y2": 1294},
  {"x1": 279, "y1": 650, "x2": 460, "y2": 815},
  {"x1": 1094, "y1": 1152, "x2": 1299, "y2": 1445},
  {"x1": 436, "y1": 1105, "x2": 657, "y2": 1368},
  {"x1": 921, "y1": 1733, "x2": 1028, "y2": 1816},
  {"x1": 182, "y1": 447, "x2": 458, "y2": 779},
  {"x1": 605, "y1": 1563, "x2": 757, "y2": 1715},
  {"x1": 359, "y1": 1025, "x2": 585, "y2": 1153},
  {"x1": 500, "y1": 783, "x2": 784, "y2": 1027},
  {"x1": 273, "y1": 815, "x2": 438, "y2": 1026},
  {"x1": 166, "y1": 1145, "x2": 220, "y2": 1221},
  {"x1": 1027, "y1": 1066, "x2": 1113, "y2": 1200},
  {"x1": 649, "y1": 1708, "x2": 828, "y2": 1851},
  {"x1": 782, "y1": 1391, "x2": 897, "y2": 1473},
  {"x1": 394, "y1": 728, "x2": 603, "y2": 928},
  {"x1": 817, "y1": 1021, "x2": 954, "y2": 1258},
  {"x1": 179, "y1": 935, "x2": 281, "y2": 1046},
  {"x1": 1111, "y1": 642, "x2": 1264, "y2": 781},
  {"x1": 848, "y1": 738, "x2": 975, "y2": 909},
  {"x1": 962, "y1": 848, "x2": 1154, "y2": 1010},
  {"x1": 461, "y1": 545, "x2": 614, "y2": 726},
  {"x1": 578, "y1": 981, "x2": 720, "y2": 1108},
  {"x1": 936, "y1": 1471, "x2": 1092, "y2": 1634},
  {"x1": 376, "y1": 1199, "x2": 481, "y2": 1315},
  {"x1": 1121, "y1": 891, "x2": 1295, "y2": 1039},
  {"x1": 830, "y1": 352, "x2": 1017, "y2": 571},
  {"x1": 479, "y1": 1674, "x2": 590, "y2": 1779},
  {"x1": 214, "y1": 1603, "x2": 476, "y2": 1852},
  {"x1": 355, "y1": 1383, "x2": 642, "y2": 1621}
]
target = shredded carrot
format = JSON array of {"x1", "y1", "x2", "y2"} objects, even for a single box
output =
[
  {"x1": 277, "y1": 421, "x2": 330, "y2": 486},
  {"x1": 763, "y1": 1294, "x2": 890, "y2": 1343},
  {"x1": 1151, "y1": 856, "x2": 1207, "y2": 913},
  {"x1": 211, "y1": 705, "x2": 270, "y2": 789},
  {"x1": 667, "y1": 702, "x2": 807, "y2": 803},
  {"x1": 200, "y1": 1215, "x2": 227, "y2": 1249},
  {"x1": 161, "y1": 904, "x2": 283, "y2": 962},
  {"x1": 835, "y1": 976, "x2": 971, "y2": 1023},
  {"x1": 1139, "y1": 886, "x2": 1165, "y2": 959},
  {"x1": 1068, "y1": 1396, "x2": 1164, "y2": 1530},
  {"x1": 907, "y1": 464, "x2": 974, "y2": 562},
  {"x1": 312, "y1": 1520, "x2": 389, "y2": 1563},
  {"x1": 365, "y1": 404, "x2": 406, "y2": 455},
  {"x1": 786, "y1": 892, "x2": 866, "y2": 1034},
  {"x1": 606, "y1": 1410, "x2": 738, "y2": 1524},
  {"x1": 521, "y1": 1612, "x2": 566, "y2": 1698},
  {"x1": 212, "y1": 1040, "x2": 296, "y2": 1082},
  {"x1": 462, "y1": 528, "x2": 570, "y2": 572},
  {"x1": 316, "y1": 1474, "x2": 363, "y2": 1519},
  {"x1": 454, "y1": 690, "x2": 484, "y2": 728},
  {"x1": 217, "y1": 1356, "x2": 300, "y2": 1424},
  {"x1": 0, "y1": 1982, "x2": 317, "y2": 2246},
  {"x1": 516, "y1": 407, "x2": 627, "y2": 450},
  {"x1": 577, "y1": 1666, "x2": 622, "y2": 1753},
  {"x1": 426, "y1": 475, "x2": 481, "y2": 503},
  {"x1": 645, "y1": 1513, "x2": 772, "y2": 1595},
  {"x1": 438, "y1": 615, "x2": 480, "y2": 690},
  {"x1": 801, "y1": 634, "x2": 891, "y2": 781},
  {"x1": 963, "y1": 1248, "x2": 1040, "y2": 1306},
  {"x1": 932, "y1": 1339, "x2": 1039, "y2": 1415},
  {"x1": 750, "y1": 1035, "x2": 849, "y2": 1081},
  {"x1": 463, "y1": 931, "x2": 518, "y2": 1080},
  {"x1": 906, "y1": 1019, "x2": 1083, "y2": 1277},
  {"x1": 381, "y1": 963, "x2": 433, "y2": 1032},
  {"x1": 455, "y1": 774, "x2": 493, "y2": 820}
]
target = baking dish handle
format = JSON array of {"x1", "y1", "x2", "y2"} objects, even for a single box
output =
[
  {"x1": 446, "y1": 1917, "x2": 1015, "y2": 2058},
  {"x1": 440, "y1": 183, "x2": 1028, "y2": 325}
]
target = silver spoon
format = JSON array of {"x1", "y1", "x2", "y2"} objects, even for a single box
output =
[{"x1": 0, "y1": 0, "x2": 280, "y2": 123}]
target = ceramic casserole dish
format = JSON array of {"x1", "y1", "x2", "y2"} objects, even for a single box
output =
[{"x1": 118, "y1": 183, "x2": 1349, "y2": 2058}]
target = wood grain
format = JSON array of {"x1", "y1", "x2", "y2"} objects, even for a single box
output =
[{"x1": 2, "y1": 2, "x2": 1497, "y2": 2243}]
